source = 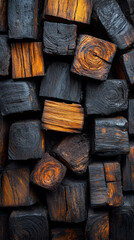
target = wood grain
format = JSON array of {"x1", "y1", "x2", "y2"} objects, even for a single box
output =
[
  {"x1": 121, "y1": 50, "x2": 134, "y2": 85},
  {"x1": 0, "y1": 35, "x2": 10, "y2": 76},
  {"x1": 0, "y1": 116, "x2": 8, "y2": 168},
  {"x1": 51, "y1": 228, "x2": 84, "y2": 240},
  {"x1": 0, "y1": 0, "x2": 7, "y2": 32},
  {"x1": 128, "y1": 99, "x2": 134, "y2": 135}
]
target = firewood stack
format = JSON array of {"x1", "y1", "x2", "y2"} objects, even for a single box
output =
[{"x1": 0, "y1": 0, "x2": 134, "y2": 239}]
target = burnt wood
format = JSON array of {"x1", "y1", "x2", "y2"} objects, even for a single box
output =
[
  {"x1": 43, "y1": 0, "x2": 93, "y2": 24},
  {"x1": 94, "y1": 0, "x2": 134, "y2": 49},
  {"x1": 51, "y1": 228, "x2": 84, "y2": 240},
  {"x1": 121, "y1": 50, "x2": 134, "y2": 85},
  {"x1": 71, "y1": 35, "x2": 116, "y2": 80},
  {"x1": 0, "y1": 116, "x2": 8, "y2": 168},
  {"x1": 46, "y1": 177, "x2": 87, "y2": 222},
  {"x1": 0, "y1": 80, "x2": 41, "y2": 116},
  {"x1": 0, "y1": 0, "x2": 7, "y2": 32},
  {"x1": 0, "y1": 35, "x2": 10, "y2": 76},
  {"x1": 52, "y1": 134, "x2": 90, "y2": 175},
  {"x1": 126, "y1": 0, "x2": 134, "y2": 23},
  {"x1": 0, "y1": 212, "x2": 9, "y2": 240},
  {"x1": 39, "y1": 62, "x2": 82, "y2": 103},
  {"x1": 30, "y1": 153, "x2": 67, "y2": 191},
  {"x1": 43, "y1": 21, "x2": 77, "y2": 55},
  {"x1": 85, "y1": 79, "x2": 128, "y2": 115},
  {"x1": 8, "y1": 120, "x2": 45, "y2": 160},
  {"x1": 11, "y1": 42, "x2": 44, "y2": 79},
  {"x1": 93, "y1": 117, "x2": 130, "y2": 156},
  {"x1": 128, "y1": 99, "x2": 134, "y2": 135},
  {"x1": 8, "y1": 0, "x2": 38, "y2": 39},
  {"x1": 9, "y1": 206, "x2": 49, "y2": 240}
]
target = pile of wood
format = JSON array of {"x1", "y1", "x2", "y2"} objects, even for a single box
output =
[{"x1": 0, "y1": 0, "x2": 134, "y2": 239}]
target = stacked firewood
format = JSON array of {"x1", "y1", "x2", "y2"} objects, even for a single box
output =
[{"x1": 0, "y1": 0, "x2": 134, "y2": 239}]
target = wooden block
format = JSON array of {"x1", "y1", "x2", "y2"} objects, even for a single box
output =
[
  {"x1": 121, "y1": 50, "x2": 134, "y2": 85},
  {"x1": 41, "y1": 100, "x2": 84, "y2": 133},
  {"x1": 107, "y1": 181, "x2": 123, "y2": 207},
  {"x1": 0, "y1": 166, "x2": 37, "y2": 207},
  {"x1": 0, "y1": 116, "x2": 8, "y2": 168},
  {"x1": 30, "y1": 153, "x2": 66, "y2": 191},
  {"x1": 51, "y1": 228, "x2": 84, "y2": 240},
  {"x1": 43, "y1": 0, "x2": 93, "y2": 24},
  {"x1": 0, "y1": 80, "x2": 41, "y2": 116},
  {"x1": 0, "y1": 212, "x2": 9, "y2": 240},
  {"x1": 46, "y1": 177, "x2": 87, "y2": 222},
  {"x1": 39, "y1": 62, "x2": 82, "y2": 103},
  {"x1": 123, "y1": 142, "x2": 134, "y2": 191},
  {"x1": 93, "y1": 117, "x2": 130, "y2": 156},
  {"x1": 71, "y1": 35, "x2": 116, "y2": 80},
  {"x1": 128, "y1": 99, "x2": 134, "y2": 135},
  {"x1": 85, "y1": 80, "x2": 128, "y2": 115},
  {"x1": 8, "y1": 0, "x2": 38, "y2": 39},
  {"x1": 126, "y1": 0, "x2": 134, "y2": 23},
  {"x1": 11, "y1": 42, "x2": 44, "y2": 79},
  {"x1": 94, "y1": 0, "x2": 134, "y2": 49},
  {"x1": 43, "y1": 21, "x2": 77, "y2": 55},
  {"x1": 104, "y1": 162, "x2": 121, "y2": 182},
  {"x1": 0, "y1": 35, "x2": 10, "y2": 76},
  {"x1": 52, "y1": 134, "x2": 90, "y2": 175},
  {"x1": 0, "y1": 0, "x2": 7, "y2": 32},
  {"x1": 8, "y1": 120, "x2": 45, "y2": 160},
  {"x1": 9, "y1": 206, "x2": 49, "y2": 240},
  {"x1": 85, "y1": 209, "x2": 109, "y2": 240}
]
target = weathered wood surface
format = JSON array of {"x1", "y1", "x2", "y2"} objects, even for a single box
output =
[
  {"x1": 39, "y1": 62, "x2": 82, "y2": 103},
  {"x1": 85, "y1": 80, "x2": 128, "y2": 115},
  {"x1": 0, "y1": 212, "x2": 9, "y2": 240},
  {"x1": 30, "y1": 153, "x2": 66, "y2": 191},
  {"x1": 126, "y1": 0, "x2": 134, "y2": 23},
  {"x1": 52, "y1": 134, "x2": 90, "y2": 175},
  {"x1": 0, "y1": 80, "x2": 41, "y2": 116},
  {"x1": 41, "y1": 100, "x2": 84, "y2": 133},
  {"x1": 11, "y1": 42, "x2": 44, "y2": 79},
  {"x1": 0, "y1": 35, "x2": 10, "y2": 76},
  {"x1": 85, "y1": 209, "x2": 109, "y2": 240},
  {"x1": 8, "y1": 120, "x2": 45, "y2": 160},
  {"x1": 121, "y1": 50, "x2": 134, "y2": 85},
  {"x1": 71, "y1": 35, "x2": 116, "y2": 80},
  {"x1": 51, "y1": 228, "x2": 84, "y2": 240},
  {"x1": 94, "y1": 0, "x2": 134, "y2": 49},
  {"x1": 9, "y1": 206, "x2": 49, "y2": 240},
  {"x1": 46, "y1": 177, "x2": 87, "y2": 222},
  {"x1": 0, "y1": 0, "x2": 7, "y2": 32},
  {"x1": 93, "y1": 117, "x2": 130, "y2": 156},
  {"x1": 43, "y1": 21, "x2": 77, "y2": 55},
  {"x1": 43, "y1": 0, "x2": 93, "y2": 24},
  {"x1": 8, "y1": 0, "x2": 38, "y2": 39},
  {"x1": 128, "y1": 99, "x2": 134, "y2": 135},
  {"x1": 0, "y1": 116, "x2": 8, "y2": 168}
]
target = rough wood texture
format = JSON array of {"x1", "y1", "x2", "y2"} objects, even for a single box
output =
[
  {"x1": 121, "y1": 50, "x2": 134, "y2": 85},
  {"x1": 0, "y1": 35, "x2": 10, "y2": 76},
  {"x1": 43, "y1": 0, "x2": 93, "y2": 24},
  {"x1": 30, "y1": 153, "x2": 67, "y2": 191},
  {"x1": 71, "y1": 35, "x2": 116, "y2": 80},
  {"x1": 0, "y1": 212, "x2": 8, "y2": 240},
  {"x1": 41, "y1": 100, "x2": 84, "y2": 133},
  {"x1": 93, "y1": 117, "x2": 130, "y2": 156},
  {"x1": 128, "y1": 99, "x2": 134, "y2": 135},
  {"x1": 85, "y1": 209, "x2": 109, "y2": 240},
  {"x1": 46, "y1": 177, "x2": 87, "y2": 222},
  {"x1": 8, "y1": 120, "x2": 45, "y2": 160},
  {"x1": 11, "y1": 42, "x2": 44, "y2": 79},
  {"x1": 8, "y1": 0, "x2": 38, "y2": 39},
  {"x1": 0, "y1": 167, "x2": 37, "y2": 207},
  {"x1": 127, "y1": 0, "x2": 134, "y2": 23},
  {"x1": 9, "y1": 206, "x2": 49, "y2": 240},
  {"x1": 0, "y1": 0, "x2": 7, "y2": 32},
  {"x1": 51, "y1": 228, "x2": 84, "y2": 240},
  {"x1": 94, "y1": 0, "x2": 134, "y2": 49},
  {"x1": 0, "y1": 116, "x2": 8, "y2": 168},
  {"x1": 43, "y1": 21, "x2": 77, "y2": 55},
  {"x1": 85, "y1": 80, "x2": 128, "y2": 115},
  {"x1": 0, "y1": 80, "x2": 41, "y2": 116},
  {"x1": 39, "y1": 62, "x2": 82, "y2": 103},
  {"x1": 52, "y1": 134, "x2": 90, "y2": 175}
]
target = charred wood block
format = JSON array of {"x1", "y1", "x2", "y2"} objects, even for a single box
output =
[
  {"x1": 0, "y1": 80, "x2": 41, "y2": 116},
  {"x1": 51, "y1": 228, "x2": 84, "y2": 240},
  {"x1": 85, "y1": 79, "x2": 128, "y2": 115},
  {"x1": 121, "y1": 50, "x2": 134, "y2": 85},
  {"x1": 8, "y1": 120, "x2": 45, "y2": 160},
  {"x1": 8, "y1": 0, "x2": 38, "y2": 39},
  {"x1": 9, "y1": 206, "x2": 49, "y2": 240},
  {"x1": 104, "y1": 162, "x2": 121, "y2": 183},
  {"x1": 41, "y1": 100, "x2": 84, "y2": 133},
  {"x1": 43, "y1": 22, "x2": 77, "y2": 55},
  {"x1": 85, "y1": 209, "x2": 109, "y2": 240},
  {"x1": 0, "y1": 212, "x2": 9, "y2": 240},
  {"x1": 128, "y1": 99, "x2": 134, "y2": 135},
  {"x1": 0, "y1": 116, "x2": 8, "y2": 168},
  {"x1": 30, "y1": 153, "x2": 66, "y2": 191},
  {"x1": 52, "y1": 134, "x2": 90, "y2": 175},
  {"x1": 93, "y1": 117, "x2": 130, "y2": 156},
  {"x1": 0, "y1": 0, "x2": 7, "y2": 32},
  {"x1": 126, "y1": 0, "x2": 134, "y2": 23},
  {"x1": 71, "y1": 35, "x2": 116, "y2": 80},
  {"x1": 0, "y1": 167, "x2": 37, "y2": 207},
  {"x1": 0, "y1": 35, "x2": 10, "y2": 76},
  {"x1": 39, "y1": 62, "x2": 82, "y2": 103},
  {"x1": 94, "y1": 0, "x2": 134, "y2": 49},
  {"x1": 43, "y1": 0, "x2": 93, "y2": 24},
  {"x1": 107, "y1": 181, "x2": 123, "y2": 207},
  {"x1": 11, "y1": 42, "x2": 44, "y2": 79},
  {"x1": 46, "y1": 177, "x2": 87, "y2": 222}
]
